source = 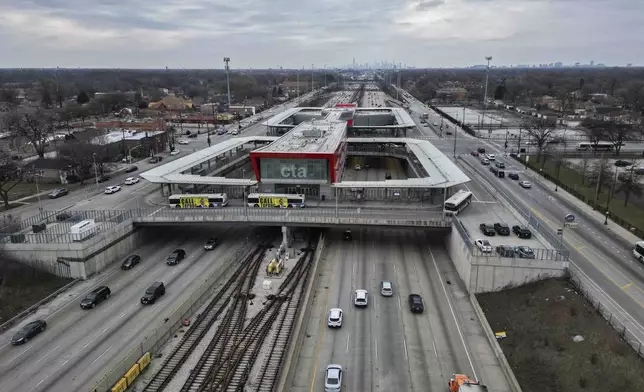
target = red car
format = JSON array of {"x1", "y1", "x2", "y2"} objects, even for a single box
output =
[{"x1": 471, "y1": 151, "x2": 479, "y2": 157}]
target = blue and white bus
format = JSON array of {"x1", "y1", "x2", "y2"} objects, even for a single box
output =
[{"x1": 443, "y1": 190, "x2": 473, "y2": 216}]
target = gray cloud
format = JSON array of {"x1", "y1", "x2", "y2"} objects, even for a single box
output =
[{"x1": 415, "y1": 0, "x2": 445, "y2": 11}]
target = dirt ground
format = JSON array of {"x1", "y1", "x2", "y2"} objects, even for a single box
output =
[
  {"x1": 0, "y1": 259, "x2": 72, "y2": 324},
  {"x1": 477, "y1": 278, "x2": 644, "y2": 392}
]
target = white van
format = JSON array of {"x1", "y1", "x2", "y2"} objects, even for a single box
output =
[{"x1": 381, "y1": 281, "x2": 393, "y2": 297}]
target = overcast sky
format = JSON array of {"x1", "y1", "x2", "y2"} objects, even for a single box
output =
[{"x1": 1, "y1": 0, "x2": 642, "y2": 69}]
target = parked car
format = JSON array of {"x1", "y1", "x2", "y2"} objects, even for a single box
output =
[
  {"x1": 496, "y1": 245, "x2": 516, "y2": 257},
  {"x1": 204, "y1": 238, "x2": 218, "y2": 251},
  {"x1": 48, "y1": 188, "x2": 68, "y2": 199},
  {"x1": 479, "y1": 223, "x2": 496, "y2": 236},
  {"x1": 11, "y1": 320, "x2": 47, "y2": 345},
  {"x1": 475, "y1": 239, "x2": 493, "y2": 253},
  {"x1": 97, "y1": 175, "x2": 110, "y2": 183},
  {"x1": 166, "y1": 249, "x2": 186, "y2": 265},
  {"x1": 124, "y1": 177, "x2": 139, "y2": 185},
  {"x1": 177, "y1": 139, "x2": 190, "y2": 145},
  {"x1": 519, "y1": 180, "x2": 532, "y2": 188},
  {"x1": 80, "y1": 286, "x2": 111, "y2": 309},
  {"x1": 512, "y1": 225, "x2": 532, "y2": 239},
  {"x1": 149, "y1": 156, "x2": 163, "y2": 163},
  {"x1": 343, "y1": 230, "x2": 352, "y2": 241},
  {"x1": 170, "y1": 150, "x2": 181, "y2": 156},
  {"x1": 121, "y1": 254, "x2": 141, "y2": 270},
  {"x1": 508, "y1": 173, "x2": 519, "y2": 180},
  {"x1": 615, "y1": 160, "x2": 631, "y2": 167},
  {"x1": 125, "y1": 166, "x2": 138, "y2": 173},
  {"x1": 141, "y1": 282, "x2": 165, "y2": 304},
  {"x1": 494, "y1": 223, "x2": 510, "y2": 236},
  {"x1": 408, "y1": 294, "x2": 424, "y2": 313},
  {"x1": 188, "y1": 133, "x2": 198, "y2": 138},
  {"x1": 324, "y1": 364, "x2": 343, "y2": 392},
  {"x1": 515, "y1": 246, "x2": 535, "y2": 258},
  {"x1": 105, "y1": 185, "x2": 121, "y2": 194},
  {"x1": 354, "y1": 164, "x2": 362, "y2": 171}
]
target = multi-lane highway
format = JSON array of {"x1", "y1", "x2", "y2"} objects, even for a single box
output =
[
  {"x1": 291, "y1": 228, "x2": 510, "y2": 392},
  {"x1": 0, "y1": 227, "x2": 257, "y2": 392}
]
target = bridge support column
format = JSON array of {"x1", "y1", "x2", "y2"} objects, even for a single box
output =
[{"x1": 282, "y1": 226, "x2": 293, "y2": 248}]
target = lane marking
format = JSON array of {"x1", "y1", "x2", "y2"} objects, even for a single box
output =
[
  {"x1": 375, "y1": 339, "x2": 378, "y2": 360},
  {"x1": 428, "y1": 247, "x2": 478, "y2": 380},
  {"x1": 403, "y1": 339, "x2": 409, "y2": 362},
  {"x1": 397, "y1": 297, "x2": 401, "y2": 310},
  {"x1": 8, "y1": 345, "x2": 33, "y2": 364},
  {"x1": 622, "y1": 282, "x2": 634, "y2": 290},
  {"x1": 432, "y1": 340, "x2": 438, "y2": 358},
  {"x1": 346, "y1": 334, "x2": 350, "y2": 352},
  {"x1": 35, "y1": 344, "x2": 60, "y2": 364},
  {"x1": 91, "y1": 346, "x2": 112, "y2": 366}
]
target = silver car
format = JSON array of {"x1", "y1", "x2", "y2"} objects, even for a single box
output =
[{"x1": 325, "y1": 364, "x2": 343, "y2": 392}]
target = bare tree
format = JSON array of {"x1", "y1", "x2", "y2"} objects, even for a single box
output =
[
  {"x1": 4, "y1": 108, "x2": 59, "y2": 159},
  {"x1": 58, "y1": 137, "x2": 113, "y2": 183},
  {"x1": 588, "y1": 156, "x2": 614, "y2": 204},
  {"x1": 579, "y1": 155, "x2": 592, "y2": 185},
  {"x1": 616, "y1": 164, "x2": 644, "y2": 207},
  {"x1": 522, "y1": 119, "x2": 555, "y2": 162},
  {"x1": 583, "y1": 117, "x2": 631, "y2": 155},
  {"x1": 0, "y1": 150, "x2": 24, "y2": 208}
]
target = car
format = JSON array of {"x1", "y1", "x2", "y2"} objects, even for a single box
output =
[
  {"x1": 141, "y1": 282, "x2": 165, "y2": 304},
  {"x1": 217, "y1": 129, "x2": 227, "y2": 135},
  {"x1": 97, "y1": 175, "x2": 110, "y2": 183},
  {"x1": 495, "y1": 161, "x2": 506, "y2": 169},
  {"x1": 125, "y1": 166, "x2": 138, "y2": 173},
  {"x1": 615, "y1": 160, "x2": 631, "y2": 167},
  {"x1": 385, "y1": 172, "x2": 392, "y2": 179},
  {"x1": 512, "y1": 225, "x2": 532, "y2": 239},
  {"x1": 170, "y1": 150, "x2": 181, "y2": 156},
  {"x1": 80, "y1": 286, "x2": 111, "y2": 309},
  {"x1": 496, "y1": 170, "x2": 505, "y2": 178},
  {"x1": 408, "y1": 294, "x2": 424, "y2": 313},
  {"x1": 354, "y1": 164, "x2": 362, "y2": 171},
  {"x1": 494, "y1": 222, "x2": 510, "y2": 236},
  {"x1": 105, "y1": 185, "x2": 121, "y2": 194},
  {"x1": 479, "y1": 223, "x2": 496, "y2": 236},
  {"x1": 354, "y1": 289, "x2": 368, "y2": 307},
  {"x1": 11, "y1": 320, "x2": 47, "y2": 345},
  {"x1": 515, "y1": 245, "x2": 535, "y2": 258},
  {"x1": 177, "y1": 139, "x2": 190, "y2": 145},
  {"x1": 490, "y1": 166, "x2": 498, "y2": 175},
  {"x1": 149, "y1": 156, "x2": 162, "y2": 163},
  {"x1": 508, "y1": 173, "x2": 519, "y2": 180},
  {"x1": 166, "y1": 249, "x2": 186, "y2": 265},
  {"x1": 423, "y1": 123, "x2": 429, "y2": 127},
  {"x1": 343, "y1": 230, "x2": 352, "y2": 241},
  {"x1": 481, "y1": 158, "x2": 490, "y2": 165},
  {"x1": 188, "y1": 133, "x2": 198, "y2": 138},
  {"x1": 124, "y1": 177, "x2": 139, "y2": 185},
  {"x1": 471, "y1": 151, "x2": 479, "y2": 157},
  {"x1": 496, "y1": 245, "x2": 515, "y2": 257},
  {"x1": 48, "y1": 188, "x2": 68, "y2": 199},
  {"x1": 475, "y1": 239, "x2": 493, "y2": 253},
  {"x1": 477, "y1": 147, "x2": 486, "y2": 153},
  {"x1": 381, "y1": 281, "x2": 393, "y2": 297},
  {"x1": 324, "y1": 364, "x2": 343, "y2": 392},
  {"x1": 519, "y1": 180, "x2": 532, "y2": 188},
  {"x1": 204, "y1": 238, "x2": 218, "y2": 250},
  {"x1": 121, "y1": 254, "x2": 141, "y2": 270},
  {"x1": 486, "y1": 154, "x2": 496, "y2": 161},
  {"x1": 231, "y1": 130, "x2": 239, "y2": 135},
  {"x1": 327, "y1": 308, "x2": 343, "y2": 328},
  {"x1": 433, "y1": 122, "x2": 438, "y2": 126}
]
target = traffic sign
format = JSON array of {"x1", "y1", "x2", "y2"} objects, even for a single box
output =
[
  {"x1": 557, "y1": 228, "x2": 563, "y2": 235},
  {"x1": 564, "y1": 213, "x2": 575, "y2": 223}
]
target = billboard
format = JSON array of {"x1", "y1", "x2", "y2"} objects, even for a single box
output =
[
  {"x1": 179, "y1": 197, "x2": 210, "y2": 208},
  {"x1": 258, "y1": 196, "x2": 288, "y2": 208}
]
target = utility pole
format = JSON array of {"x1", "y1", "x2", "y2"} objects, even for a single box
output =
[
  {"x1": 324, "y1": 64, "x2": 327, "y2": 87},
  {"x1": 311, "y1": 64, "x2": 314, "y2": 92},
  {"x1": 224, "y1": 57, "x2": 231, "y2": 109},
  {"x1": 297, "y1": 69, "x2": 300, "y2": 97},
  {"x1": 482, "y1": 56, "x2": 492, "y2": 129}
]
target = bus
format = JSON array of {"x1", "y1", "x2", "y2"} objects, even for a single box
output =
[
  {"x1": 246, "y1": 193, "x2": 306, "y2": 208},
  {"x1": 443, "y1": 190, "x2": 473, "y2": 216},
  {"x1": 577, "y1": 141, "x2": 614, "y2": 151},
  {"x1": 633, "y1": 241, "x2": 644, "y2": 262},
  {"x1": 169, "y1": 193, "x2": 229, "y2": 208}
]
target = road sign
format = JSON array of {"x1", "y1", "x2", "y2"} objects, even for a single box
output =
[
  {"x1": 565, "y1": 222, "x2": 579, "y2": 228},
  {"x1": 564, "y1": 213, "x2": 575, "y2": 223},
  {"x1": 557, "y1": 228, "x2": 563, "y2": 235}
]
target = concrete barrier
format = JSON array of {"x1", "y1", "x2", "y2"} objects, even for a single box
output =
[
  {"x1": 470, "y1": 294, "x2": 523, "y2": 392},
  {"x1": 275, "y1": 231, "x2": 327, "y2": 392}
]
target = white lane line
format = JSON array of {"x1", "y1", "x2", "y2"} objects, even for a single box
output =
[
  {"x1": 346, "y1": 334, "x2": 350, "y2": 352},
  {"x1": 428, "y1": 247, "x2": 478, "y2": 380},
  {"x1": 403, "y1": 339, "x2": 409, "y2": 361},
  {"x1": 91, "y1": 346, "x2": 112, "y2": 366},
  {"x1": 432, "y1": 341, "x2": 438, "y2": 358},
  {"x1": 35, "y1": 344, "x2": 60, "y2": 364},
  {"x1": 151, "y1": 266, "x2": 162, "y2": 275},
  {"x1": 397, "y1": 296, "x2": 401, "y2": 310},
  {"x1": 375, "y1": 339, "x2": 378, "y2": 360},
  {"x1": 9, "y1": 345, "x2": 33, "y2": 363},
  {"x1": 83, "y1": 341, "x2": 91, "y2": 349},
  {"x1": 34, "y1": 359, "x2": 69, "y2": 389}
]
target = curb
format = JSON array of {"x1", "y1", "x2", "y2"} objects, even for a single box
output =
[
  {"x1": 0, "y1": 278, "x2": 81, "y2": 333},
  {"x1": 470, "y1": 294, "x2": 524, "y2": 392}
]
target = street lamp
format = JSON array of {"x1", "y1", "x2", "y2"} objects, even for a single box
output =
[
  {"x1": 92, "y1": 153, "x2": 99, "y2": 187},
  {"x1": 482, "y1": 56, "x2": 492, "y2": 129},
  {"x1": 32, "y1": 165, "x2": 43, "y2": 213},
  {"x1": 224, "y1": 57, "x2": 231, "y2": 109}
]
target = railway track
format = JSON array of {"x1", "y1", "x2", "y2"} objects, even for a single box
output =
[{"x1": 142, "y1": 240, "x2": 272, "y2": 392}]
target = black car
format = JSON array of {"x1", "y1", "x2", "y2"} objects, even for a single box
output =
[
  {"x1": 477, "y1": 147, "x2": 485, "y2": 153},
  {"x1": 141, "y1": 282, "x2": 165, "y2": 305},
  {"x1": 508, "y1": 173, "x2": 519, "y2": 180},
  {"x1": 167, "y1": 249, "x2": 186, "y2": 265},
  {"x1": 479, "y1": 223, "x2": 496, "y2": 236},
  {"x1": 217, "y1": 129, "x2": 227, "y2": 135},
  {"x1": 409, "y1": 294, "x2": 424, "y2": 313},
  {"x1": 204, "y1": 238, "x2": 218, "y2": 251},
  {"x1": 512, "y1": 225, "x2": 532, "y2": 239},
  {"x1": 188, "y1": 133, "x2": 198, "y2": 138},
  {"x1": 97, "y1": 175, "x2": 110, "y2": 183},
  {"x1": 494, "y1": 223, "x2": 510, "y2": 236},
  {"x1": 121, "y1": 254, "x2": 141, "y2": 270},
  {"x1": 515, "y1": 246, "x2": 535, "y2": 259},
  {"x1": 615, "y1": 160, "x2": 631, "y2": 167},
  {"x1": 48, "y1": 188, "x2": 68, "y2": 199},
  {"x1": 496, "y1": 245, "x2": 515, "y2": 258},
  {"x1": 11, "y1": 320, "x2": 47, "y2": 345},
  {"x1": 385, "y1": 172, "x2": 392, "y2": 179},
  {"x1": 343, "y1": 230, "x2": 352, "y2": 241},
  {"x1": 149, "y1": 156, "x2": 163, "y2": 163},
  {"x1": 80, "y1": 286, "x2": 111, "y2": 309},
  {"x1": 125, "y1": 166, "x2": 138, "y2": 173},
  {"x1": 496, "y1": 170, "x2": 505, "y2": 178}
]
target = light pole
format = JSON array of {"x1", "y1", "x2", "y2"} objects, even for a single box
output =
[
  {"x1": 324, "y1": 64, "x2": 327, "y2": 87},
  {"x1": 32, "y1": 165, "x2": 43, "y2": 213},
  {"x1": 92, "y1": 153, "x2": 99, "y2": 187},
  {"x1": 224, "y1": 57, "x2": 231, "y2": 109},
  {"x1": 482, "y1": 56, "x2": 492, "y2": 129},
  {"x1": 311, "y1": 64, "x2": 314, "y2": 92},
  {"x1": 297, "y1": 68, "x2": 300, "y2": 97}
]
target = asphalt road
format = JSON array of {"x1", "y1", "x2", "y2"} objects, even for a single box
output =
[
  {"x1": 297, "y1": 228, "x2": 492, "y2": 392},
  {"x1": 0, "y1": 226, "x2": 255, "y2": 392}
]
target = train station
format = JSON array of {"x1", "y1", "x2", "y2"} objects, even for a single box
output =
[{"x1": 140, "y1": 103, "x2": 470, "y2": 208}]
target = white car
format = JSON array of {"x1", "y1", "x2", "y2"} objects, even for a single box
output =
[
  {"x1": 486, "y1": 154, "x2": 496, "y2": 161},
  {"x1": 519, "y1": 180, "x2": 532, "y2": 189},
  {"x1": 354, "y1": 164, "x2": 362, "y2": 171},
  {"x1": 231, "y1": 130, "x2": 239, "y2": 135},
  {"x1": 354, "y1": 289, "x2": 368, "y2": 307},
  {"x1": 327, "y1": 308, "x2": 343, "y2": 328},
  {"x1": 475, "y1": 239, "x2": 493, "y2": 253},
  {"x1": 124, "y1": 177, "x2": 139, "y2": 185},
  {"x1": 177, "y1": 139, "x2": 189, "y2": 145},
  {"x1": 325, "y1": 364, "x2": 343, "y2": 392},
  {"x1": 170, "y1": 150, "x2": 181, "y2": 156},
  {"x1": 104, "y1": 185, "x2": 121, "y2": 194}
]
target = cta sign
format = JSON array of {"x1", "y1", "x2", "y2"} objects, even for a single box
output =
[{"x1": 280, "y1": 164, "x2": 308, "y2": 179}]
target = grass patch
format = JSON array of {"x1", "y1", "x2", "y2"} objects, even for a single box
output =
[
  {"x1": 525, "y1": 155, "x2": 644, "y2": 234},
  {"x1": 477, "y1": 278, "x2": 644, "y2": 392},
  {"x1": 0, "y1": 259, "x2": 72, "y2": 324}
]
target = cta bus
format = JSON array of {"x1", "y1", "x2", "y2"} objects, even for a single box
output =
[
  {"x1": 246, "y1": 193, "x2": 306, "y2": 208},
  {"x1": 444, "y1": 190, "x2": 473, "y2": 216},
  {"x1": 577, "y1": 141, "x2": 614, "y2": 151},
  {"x1": 169, "y1": 193, "x2": 229, "y2": 208},
  {"x1": 633, "y1": 241, "x2": 644, "y2": 262}
]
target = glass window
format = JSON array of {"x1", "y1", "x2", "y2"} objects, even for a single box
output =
[{"x1": 635, "y1": 244, "x2": 644, "y2": 255}]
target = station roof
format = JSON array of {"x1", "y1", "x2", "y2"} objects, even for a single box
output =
[
  {"x1": 264, "y1": 106, "x2": 416, "y2": 129},
  {"x1": 253, "y1": 120, "x2": 347, "y2": 155}
]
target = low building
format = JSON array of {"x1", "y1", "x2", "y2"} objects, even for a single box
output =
[
  {"x1": 28, "y1": 158, "x2": 75, "y2": 184},
  {"x1": 436, "y1": 87, "x2": 468, "y2": 101},
  {"x1": 148, "y1": 96, "x2": 193, "y2": 111}
]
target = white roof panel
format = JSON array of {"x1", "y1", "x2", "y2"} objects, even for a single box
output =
[
  {"x1": 164, "y1": 174, "x2": 258, "y2": 186},
  {"x1": 254, "y1": 121, "x2": 347, "y2": 154}
]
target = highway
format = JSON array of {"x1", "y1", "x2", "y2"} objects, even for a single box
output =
[
  {"x1": 0, "y1": 226, "x2": 256, "y2": 392},
  {"x1": 291, "y1": 228, "x2": 510, "y2": 392}
]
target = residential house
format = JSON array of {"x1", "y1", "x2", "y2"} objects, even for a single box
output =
[
  {"x1": 29, "y1": 158, "x2": 75, "y2": 184},
  {"x1": 148, "y1": 96, "x2": 193, "y2": 111}
]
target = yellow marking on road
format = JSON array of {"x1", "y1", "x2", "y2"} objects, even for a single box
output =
[
  {"x1": 309, "y1": 244, "x2": 337, "y2": 392},
  {"x1": 622, "y1": 282, "x2": 633, "y2": 290}
]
